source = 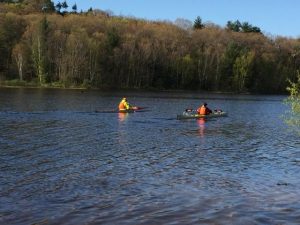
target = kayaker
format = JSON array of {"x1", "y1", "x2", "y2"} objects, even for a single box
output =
[
  {"x1": 197, "y1": 102, "x2": 212, "y2": 115},
  {"x1": 119, "y1": 97, "x2": 131, "y2": 111}
]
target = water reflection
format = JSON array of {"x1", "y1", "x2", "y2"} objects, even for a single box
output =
[
  {"x1": 197, "y1": 118, "x2": 206, "y2": 137},
  {"x1": 1, "y1": 90, "x2": 299, "y2": 225},
  {"x1": 118, "y1": 112, "x2": 129, "y2": 122}
]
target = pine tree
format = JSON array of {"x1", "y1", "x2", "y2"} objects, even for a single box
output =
[
  {"x1": 72, "y1": 3, "x2": 77, "y2": 13},
  {"x1": 193, "y1": 16, "x2": 204, "y2": 30},
  {"x1": 55, "y1": 2, "x2": 62, "y2": 13}
]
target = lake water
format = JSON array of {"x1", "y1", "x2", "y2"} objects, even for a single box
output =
[{"x1": 0, "y1": 88, "x2": 299, "y2": 225}]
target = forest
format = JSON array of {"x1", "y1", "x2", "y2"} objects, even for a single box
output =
[{"x1": 0, "y1": 0, "x2": 300, "y2": 93}]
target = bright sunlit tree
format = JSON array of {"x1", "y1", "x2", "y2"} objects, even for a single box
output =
[{"x1": 285, "y1": 71, "x2": 300, "y2": 134}]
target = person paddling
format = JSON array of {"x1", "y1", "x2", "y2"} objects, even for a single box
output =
[
  {"x1": 119, "y1": 97, "x2": 131, "y2": 111},
  {"x1": 197, "y1": 102, "x2": 212, "y2": 115},
  {"x1": 118, "y1": 97, "x2": 139, "y2": 111}
]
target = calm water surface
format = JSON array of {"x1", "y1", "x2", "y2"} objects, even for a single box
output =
[{"x1": 0, "y1": 88, "x2": 299, "y2": 225}]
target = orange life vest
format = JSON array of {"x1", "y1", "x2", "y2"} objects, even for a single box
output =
[
  {"x1": 199, "y1": 106, "x2": 207, "y2": 115},
  {"x1": 119, "y1": 100, "x2": 129, "y2": 110},
  {"x1": 119, "y1": 100, "x2": 126, "y2": 110},
  {"x1": 197, "y1": 105, "x2": 211, "y2": 115}
]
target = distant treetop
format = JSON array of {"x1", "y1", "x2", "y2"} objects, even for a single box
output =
[
  {"x1": 226, "y1": 20, "x2": 261, "y2": 33},
  {"x1": 193, "y1": 16, "x2": 205, "y2": 30}
]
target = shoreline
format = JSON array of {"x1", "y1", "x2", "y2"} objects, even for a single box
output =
[
  {"x1": 0, "y1": 84, "x2": 87, "y2": 90},
  {"x1": 0, "y1": 84, "x2": 287, "y2": 95}
]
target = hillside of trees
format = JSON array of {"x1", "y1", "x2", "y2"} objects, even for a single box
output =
[{"x1": 0, "y1": 0, "x2": 300, "y2": 93}]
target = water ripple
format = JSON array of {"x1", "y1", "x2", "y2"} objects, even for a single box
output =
[{"x1": 0, "y1": 91, "x2": 300, "y2": 224}]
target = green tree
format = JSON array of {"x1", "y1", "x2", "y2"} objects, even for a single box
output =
[
  {"x1": 233, "y1": 50, "x2": 255, "y2": 92},
  {"x1": 241, "y1": 22, "x2": 261, "y2": 33},
  {"x1": 241, "y1": 22, "x2": 251, "y2": 32},
  {"x1": 227, "y1": 20, "x2": 261, "y2": 33},
  {"x1": 226, "y1": 20, "x2": 241, "y2": 32},
  {"x1": 72, "y1": 3, "x2": 77, "y2": 13},
  {"x1": 55, "y1": 2, "x2": 62, "y2": 13},
  {"x1": 60, "y1": 0, "x2": 68, "y2": 14},
  {"x1": 179, "y1": 54, "x2": 197, "y2": 88},
  {"x1": 193, "y1": 16, "x2": 204, "y2": 30},
  {"x1": 285, "y1": 71, "x2": 300, "y2": 134},
  {"x1": 105, "y1": 27, "x2": 120, "y2": 51},
  {"x1": 219, "y1": 42, "x2": 243, "y2": 90},
  {"x1": 61, "y1": 1, "x2": 68, "y2": 9}
]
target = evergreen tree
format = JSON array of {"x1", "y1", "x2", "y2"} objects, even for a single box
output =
[
  {"x1": 106, "y1": 27, "x2": 120, "y2": 50},
  {"x1": 61, "y1": 0, "x2": 68, "y2": 14},
  {"x1": 72, "y1": 3, "x2": 77, "y2": 13},
  {"x1": 193, "y1": 16, "x2": 204, "y2": 29},
  {"x1": 251, "y1": 26, "x2": 261, "y2": 33},
  {"x1": 55, "y1": 2, "x2": 62, "y2": 13},
  {"x1": 241, "y1": 22, "x2": 261, "y2": 33},
  {"x1": 227, "y1": 20, "x2": 261, "y2": 33},
  {"x1": 241, "y1": 22, "x2": 251, "y2": 32},
  {"x1": 226, "y1": 20, "x2": 241, "y2": 32}
]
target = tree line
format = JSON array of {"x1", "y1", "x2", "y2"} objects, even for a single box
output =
[{"x1": 0, "y1": 0, "x2": 300, "y2": 93}]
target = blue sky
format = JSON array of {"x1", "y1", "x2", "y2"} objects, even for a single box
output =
[{"x1": 53, "y1": 0, "x2": 300, "y2": 38}]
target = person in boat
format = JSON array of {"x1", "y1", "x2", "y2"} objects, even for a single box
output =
[
  {"x1": 118, "y1": 97, "x2": 139, "y2": 111},
  {"x1": 119, "y1": 97, "x2": 131, "y2": 111},
  {"x1": 197, "y1": 102, "x2": 212, "y2": 115}
]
